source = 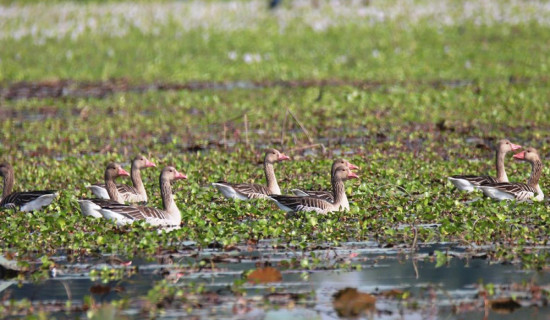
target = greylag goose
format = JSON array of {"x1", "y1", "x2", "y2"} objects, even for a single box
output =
[
  {"x1": 212, "y1": 148, "x2": 290, "y2": 200},
  {"x1": 78, "y1": 163, "x2": 130, "y2": 218},
  {"x1": 269, "y1": 165, "x2": 359, "y2": 214},
  {"x1": 478, "y1": 147, "x2": 544, "y2": 201},
  {"x1": 290, "y1": 159, "x2": 358, "y2": 208},
  {"x1": 448, "y1": 139, "x2": 522, "y2": 192},
  {"x1": 99, "y1": 166, "x2": 187, "y2": 227},
  {"x1": 87, "y1": 155, "x2": 155, "y2": 203},
  {"x1": 0, "y1": 163, "x2": 58, "y2": 212}
]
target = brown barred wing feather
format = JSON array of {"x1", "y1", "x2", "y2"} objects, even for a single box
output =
[
  {"x1": 270, "y1": 195, "x2": 332, "y2": 214},
  {"x1": 293, "y1": 190, "x2": 334, "y2": 202},
  {"x1": 0, "y1": 190, "x2": 58, "y2": 211},
  {"x1": 450, "y1": 175, "x2": 498, "y2": 186},
  {"x1": 232, "y1": 183, "x2": 270, "y2": 198},
  {"x1": 478, "y1": 182, "x2": 536, "y2": 201}
]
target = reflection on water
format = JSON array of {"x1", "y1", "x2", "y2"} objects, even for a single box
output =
[{"x1": 1, "y1": 241, "x2": 549, "y2": 319}]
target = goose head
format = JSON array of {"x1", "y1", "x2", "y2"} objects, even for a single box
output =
[
  {"x1": 105, "y1": 163, "x2": 130, "y2": 180},
  {"x1": 497, "y1": 139, "x2": 522, "y2": 153},
  {"x1": 334, "y1": 165, "x2": 359, "y2": 181},
  {"x1": 513, "y1": 147, "x2": 540, "y2": 163},
  {"x1": 133, "y1": 155, "x2": 156, "y2": 169},
  {"x1": 161, "y1": 166, "x2": 187, "y2": 182},
  {"x1": 265, "y1": 148, "x2": 290, "y2": 164},
  {"x1": 333, "y1": 159, "x2": 359, "y2": 171}
]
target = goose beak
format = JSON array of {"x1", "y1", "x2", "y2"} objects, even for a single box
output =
[
  {"x1": 175, "y1": 171, "x2": 188, "y2": 180},
  {"x1": 278, "y1": 154, "x2": 291, "y2": 161},
  {"x1": 511, "y1": 143, "x2": 522, "y2": 151},
  {"x1": 145, "y1": 159, "x2": 156, "y2": 168},
  {"x1": 513, "y1": 151, "x2": 526, "y2": 160},
  {"x1": 348, "y1": 163, "x2": 359, "y2": 170},
  {"x1": 348, "y1": 172, "x2": 359, "y2": 179},
  {"x1": 118, "y1": 168, "x2": 130, "y2": 177}
]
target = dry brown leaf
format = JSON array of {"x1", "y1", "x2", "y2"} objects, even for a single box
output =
[
  {"x1": 490, "y1": 297, "x2": 521, "y2": 314},
  {"x1": 333, "y1": 287, "x2": 376, "y2": 317},
  {"x1": 89, "y1": 284, "x2": 111, "y2": 295},
  {"x1": 247, "y1": 267, "x2": 282, "y2": 284},
  {"x1": 380, "y1": 289, "x2": 405, "y2": 299}
]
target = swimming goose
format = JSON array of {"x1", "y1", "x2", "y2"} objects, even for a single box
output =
[
  {"x1": 87, "y1": 155, "x2": 156, "y2": 203},
  {"x1": 478, "y1": 147, "x2": 544, "y2": 201},
  {"x1": 78, "y1": 163, "x2": 130, "y2": 217},
  {"x1": 290, "y1": 159, "x2": 358, "y2": 208},
  {"x1": 448, "y1": 139, "x2": 522, "y2": 192},
  {"x1": 212, "y1": 148, "x2": 290, "y2": 200},
  {"x1": 269, "y1": 165, "x2": 359, "y2": 214},
  {"x1": 0, "y1": 163, "x2": 58, "y2": 212},
  {"x1": 99, "y1": 166, "x2": 187, "y2": 227}
]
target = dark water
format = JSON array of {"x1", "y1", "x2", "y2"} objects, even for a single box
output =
[{"x1": 1, "y1": 241, "x2": 549, "y2": 319}]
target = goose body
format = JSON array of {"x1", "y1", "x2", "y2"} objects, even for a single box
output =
[
  {"x1": 448, "y1": 139, "x2": 521, "y2": 192},
  {"x1": 478, "y1": 183, "x2": 542, "y2": 201},
  {"x1": 0, "y1": 163, "x2": 58, "y2": 212},
  {"x1": 271, "y1": 194, "x2": 339, "y2": 214},
  {"x1": 212, "y1": 182, "x2": 270, "y2": 200},
  {"x1": 213, "y1": 148, "x2": 290, "y2": 200},
  {"x1": 78, "y1": 163, "x2": 130, "y2": 217},
  {"x1": 270, "y1": 165, "x2": 358, "y2": 214},
  {"x1": 78, "y1": 198, "x2": 120, "y2": 218},
  {"x1": 1, "y1": 191, "x2": 58, "y2": 212},
  {"x1": 88, "y1": 155, "x2": 155, "y2": 203},
  {"x1": 447, "y1": 175, "x2": 498, "y2": 192},
  {"x1": 290, "y1": 189, "x2": 334, "y2": 201},
  {"x1": 98, "y1": 166, "x2": 187, "y2": 227},
  {"x1": 99, "y1": 201, "x2": 181, "y2": 227},
  {"x1": 290, "y1": 159, "x2": 358, "y2": 209},
  {"x1": 477, "y1": 148, "x2": 544, "y2": 202}
]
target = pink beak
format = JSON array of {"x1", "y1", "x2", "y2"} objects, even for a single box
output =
[
  {"x1": 118, "y1": 168, "x2": 130, "y2": 177},
  {"x1": 174, "y1": 170, "x2": 187, "y2": 180},
  {"x1": 513, "y1": 151, "x2": 526, "y2": 160},
  {"x1": 278, "y1": 154, "x2": 291, "y2": 161},
  {"x1": 145, "y1": 159, "x2": 156, "y2": 168},
  {"x1": 348, "y1": 172, "x2": 359, "y2": 179},
  {"x1": 510, "y1": 143, "x2": 522, "y2": 151},
  {"x1": 348, "y1": 163, "x2": 359, "y2": 170}
]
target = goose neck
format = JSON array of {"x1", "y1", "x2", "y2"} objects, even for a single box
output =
[
  {"x1": 1, "y1": 167, "x2": 14, "y2": 199},
  {"x1": 495, "y1": 148, "x2": 509, "y2": 182},
  {"x1": 264, "y1": 162, "x2": 281, "y2": 195}
]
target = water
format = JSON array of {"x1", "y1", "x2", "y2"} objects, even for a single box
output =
[{"x1": 1, "y1": 241, "x2": 549, "y2": 319}]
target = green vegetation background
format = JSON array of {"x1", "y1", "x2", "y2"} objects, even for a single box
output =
[{"x1": 0, "y1": 0, "x2": 549, "y2": 268}]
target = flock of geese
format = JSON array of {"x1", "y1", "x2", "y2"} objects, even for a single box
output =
[
  {"x1": 0, "y1": 140, "x2": 544, "y2": 229},
  {"x1": 448, "y1": 140, "x2": 544, "y2": 201}
]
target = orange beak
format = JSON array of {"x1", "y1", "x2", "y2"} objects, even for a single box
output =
[
  {"x1": 510, "y1": 143, "x2": 522, "y2": 151},
  {"x1": 348, "y1": 163, "x2": 359, "y2": 170},
  {"x1": 145, "y1": 159, "x2": 156, "y2": 168},
  {"x1": 278, "y1": 154, "x2": 291, "y2": 161},
  {"x1": 513, "y1": 151, "x2": 526, "y2": 160},
  {"x1": 118, "y1": 168, "x2": 130, "y2": 177},
  {"x1": 174, "y1": 170, "x2": 187, "y2": 180},
  {"x1": 348, "y1": 172, "x2": 359, "y2": 179}
]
